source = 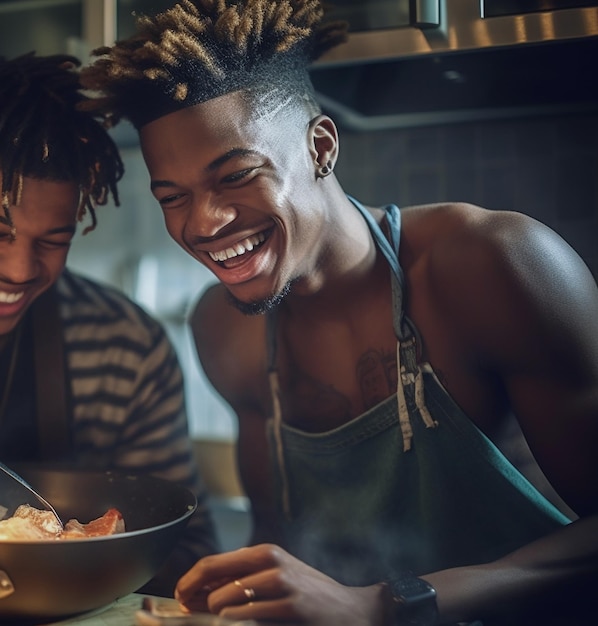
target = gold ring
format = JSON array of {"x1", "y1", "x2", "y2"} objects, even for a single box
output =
[{"x1": 234, "y1": 579, "x2": 256, "y2": 601}]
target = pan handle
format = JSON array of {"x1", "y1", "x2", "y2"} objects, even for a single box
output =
[{"x1": 0, "y1": 571, "x2": 14, "y2": 599}]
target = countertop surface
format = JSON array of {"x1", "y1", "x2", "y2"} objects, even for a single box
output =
[
  {"x1": 39, "y1": 594, "x2": 146, "y2": 626},
  {"x1": 35, "y1": 594, "x2": 256, "y2": 626}
]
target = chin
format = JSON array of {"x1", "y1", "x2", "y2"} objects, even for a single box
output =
[{"x1": 226, "y1": 281, "x2": 293, "y2": 316}]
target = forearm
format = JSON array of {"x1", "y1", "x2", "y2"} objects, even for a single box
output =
[{"x1": 424, "y1": 515, "x2": 598, "y2": 625}]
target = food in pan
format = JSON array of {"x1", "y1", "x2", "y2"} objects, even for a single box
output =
[
  {"x1": 0, "y1": 504, "x2": 125, "y2": 540},
  {"x1": 61, "y1": 507, "x2": 125, "y2": 539}
]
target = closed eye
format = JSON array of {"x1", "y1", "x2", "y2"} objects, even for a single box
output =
[
  {"x1": 39, "y1": 239, "x2": 72, "y2": 250},
  {"x1": 221, "y1": 168, "x2": 257, "y2": 184},
  {"x1": 158, "y1": 193, "x2": 186, "y2": 207}
]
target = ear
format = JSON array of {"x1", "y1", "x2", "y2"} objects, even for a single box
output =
[{"x1": 307, "y1": 115, "x2": 339, "y2": 173}]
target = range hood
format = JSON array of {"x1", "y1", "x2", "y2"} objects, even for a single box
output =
[{"x1": 309, "y1": 0, "x2": 598, "y2": 130}]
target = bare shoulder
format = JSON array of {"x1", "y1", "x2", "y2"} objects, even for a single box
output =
[
  {"x1": 402, "y1": 203, "x2": 598, "y2": 511},
  {"x1": 401, "y1": 200, "x2": 545, "y2": 250},
  {"x1": 190, "y1": 283, "x2": 268, "y2": 408},
  {"x1": 403, "y1": 199, "x2": 598, "y2": 372},
  {"x1": 403, "y1": 201, "x2": 597, "y2": 313}
]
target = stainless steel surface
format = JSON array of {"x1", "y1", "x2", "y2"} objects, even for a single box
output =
[
  {"x1": 318, "y1": 0, "x2": 598, "y2": 65},
  {"x1": 310, "y1": 0, "x2": 598, "y2": 129},
  {"x1": 413, "y1": 0, "x2": 441, "y2": 27},
  {"x1": 0, "y1": 462, "x2": 62, "y2": 528}
]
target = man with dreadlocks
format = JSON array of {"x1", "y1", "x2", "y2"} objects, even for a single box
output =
[
  {"x1": 80, "y1": 0, "x2": 598, "y2": 624},
  {"x1": 0, "y1": 52, "x2": 218, "y2": 596}
]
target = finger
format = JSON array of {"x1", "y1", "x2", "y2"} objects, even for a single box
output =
[
  {"x1": 174, "y1": 575, "x2": 233, "y2": 611},
  {"x1": 207, "y1": 569, "x2": 287, "y2": 614},
  {"x1": 219, "y1": 597, "x2": 303, "y2": 623},
  {"x1": 176, "y1": 545, "x2": 282, "y2": 604}
]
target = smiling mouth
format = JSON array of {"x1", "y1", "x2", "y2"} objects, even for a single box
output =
[
  {"x1": 208, "y1": 231, "x2": 268, "y2": 263},
  {"x1": 0, "y1": 291, "x2": 24, "y2": 304}
]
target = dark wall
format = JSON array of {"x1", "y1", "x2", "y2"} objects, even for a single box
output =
[{"x1": 334, "y1": 111, "x2": 598, "y2": 280}]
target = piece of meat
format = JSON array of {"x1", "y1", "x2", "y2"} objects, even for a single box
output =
[
  {"x1": 0, "y1": 514, "x2": 59, "y2": 540},
  {"x1": 14, "y1": 504, "x2": 63, "y2": 535},
  {"x1": 0, "y1": 504, "x2": 63, "y2": 540},
  {"x1": 61, "y1": 508, "x2": 125, "y2": 539},
  {"x1": 0, "y1": 505, "x2": 125, "y2": 541}
]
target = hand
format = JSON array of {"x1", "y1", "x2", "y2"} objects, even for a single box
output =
[{"x1": 175, "y1": 543, "x2": 390, "y2": 625}]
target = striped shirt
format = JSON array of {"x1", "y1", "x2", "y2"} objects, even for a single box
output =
[{"x1": 2, "y1": 269, "x2": 219, "y2": 595}]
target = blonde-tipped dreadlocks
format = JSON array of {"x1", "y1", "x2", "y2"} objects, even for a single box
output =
[
  {"x1": 0, "y1": 53, "x2": 124, "y2": 238},
  {"x1": 80, "y1": 0, "x2": 347, "y2": 129}
]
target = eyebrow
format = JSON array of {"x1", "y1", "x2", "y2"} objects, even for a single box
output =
[
  {"x1": 46, "y1": 225, "x2": 77, "y2": 236},
  {"x1": 206, "y1": 148, "x2": 258, "y2": 172},
  {"x1": 150, "y1": 147, "x2": 260, "y2": 191}
]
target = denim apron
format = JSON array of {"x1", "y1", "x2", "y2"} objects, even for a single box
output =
[{"x1": 266, "y1": 196, "x2": 570, "y2": 586}]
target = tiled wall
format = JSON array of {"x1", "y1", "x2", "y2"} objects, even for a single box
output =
[{"x1": 335, "y1": 111, "x2": 598, "y2": 279}]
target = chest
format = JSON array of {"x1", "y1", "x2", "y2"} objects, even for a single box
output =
[
  {"x1": 270, "y1": 294, "x2": 507, "y2": 436},
  {"x1": 275, "y1": 315, "x2": 397, "y2": 431}
]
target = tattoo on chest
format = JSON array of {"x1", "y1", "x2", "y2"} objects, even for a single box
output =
[
  {"x1": 357, "y1": 349, "x2": 397, "y2": 406},
  {"x1": 282, "y1": 348, "x2": 398, "y2": 428},
  {"x1": 287, "y1": 377, "x2": 353, "y2": 427}
]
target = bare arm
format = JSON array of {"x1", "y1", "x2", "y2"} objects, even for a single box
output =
[
  {"x1": 190, "y1": 284, "x2": 281, "y2": 545},
  {"x1": 426, "y1": 515, "x2": 597, "y2": 624},
  {"x1": 421, "y1": 207, "x2": 598, "y2": 623}
]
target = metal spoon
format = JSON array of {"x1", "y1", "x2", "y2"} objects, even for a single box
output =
[{"x1": 0, "y1": 462, "x2": 63, "y2": 528}]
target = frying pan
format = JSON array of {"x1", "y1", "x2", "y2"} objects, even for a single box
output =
[{"x1": 0, "y1": 466, "x2": 196, "y2": 622}]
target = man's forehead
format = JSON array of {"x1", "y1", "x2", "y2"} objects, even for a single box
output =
[
  {"x1": 140, "y1": 90, "x2": 249, "y2": 134},
  {"x1": 140, "y1": 92, "x2": 294, "y2": 154}
]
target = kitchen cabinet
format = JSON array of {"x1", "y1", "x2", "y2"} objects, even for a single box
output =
[
  {"x1": 0, "y1": 0, "x2": 83, "y2": 58},
  {"x1": 0, "y1": 0, "x2": 177, "y2": 59},
  {"x1": 117, "y1": 0, "x2": 182, "y2": 38}
]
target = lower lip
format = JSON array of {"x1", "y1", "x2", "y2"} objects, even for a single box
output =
[{"x1": 0, "y1": 295, "x2": 28, "y2": 320}]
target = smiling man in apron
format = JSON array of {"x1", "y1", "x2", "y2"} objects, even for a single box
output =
[{"x1": 80, "y1": 1, "x2": 598, "y2": 624}]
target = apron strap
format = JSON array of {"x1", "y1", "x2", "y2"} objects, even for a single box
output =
[{"x1": 32, "y1": 286, "x2": 72, "y2": 462}]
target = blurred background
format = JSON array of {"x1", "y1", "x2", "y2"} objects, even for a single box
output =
[{"x1": 1, "y1": 0, "x2": 597, "y2": 546}]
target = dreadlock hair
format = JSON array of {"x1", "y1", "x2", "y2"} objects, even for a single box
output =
[
  {"x1": 0, "y1": 52, "x2": 124, "y2": 238},
  {"x1": 79, "y1": 0, "x2": 347, "y2": 129}
]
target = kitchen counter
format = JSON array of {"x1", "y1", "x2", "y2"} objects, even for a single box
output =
[
  {"x1": 39, "y1": 594, "x2": 146, "y2": 626},
  {"x1": 37, "y1": 595, "x2": 257, "y2": 626}
]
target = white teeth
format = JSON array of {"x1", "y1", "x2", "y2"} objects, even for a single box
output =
[
  {"x1": 0, "y1": 291, "x2": 24, "y2": 304},
  {"x1": 209, "y1": 232, "x2": 266, "y2": 263}
]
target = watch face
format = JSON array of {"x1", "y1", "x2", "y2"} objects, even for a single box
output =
[
  {"x1": 391, "y1": 576, "x2": 438, "y2": 626},
  {"x1": 396, "y1": 576, "x2": 437, "y2": 603}
]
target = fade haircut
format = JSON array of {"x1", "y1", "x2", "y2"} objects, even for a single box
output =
[
  {"x1": 79, "y1": 0, "x2": 347, "y2": 129},
  {"x1": 0, "y1": 53, "x2": 124, "y2": 238}
]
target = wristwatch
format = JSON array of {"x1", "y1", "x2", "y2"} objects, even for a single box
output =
[{"x1": 387, "y1": 575, "x2": 438, "y2": 626}]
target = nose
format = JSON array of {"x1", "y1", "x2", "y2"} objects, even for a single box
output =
[
  {"x1": 182, "y1": 193, "x2": 239, "y2": 243},
  {"x1": 0, "y1": 239, "x2": 39, "y2": 285}
]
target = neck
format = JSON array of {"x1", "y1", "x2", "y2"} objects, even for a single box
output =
[{"x1": 283, "y1": 197, "x2": 388, "y2": 320}]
